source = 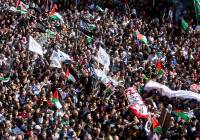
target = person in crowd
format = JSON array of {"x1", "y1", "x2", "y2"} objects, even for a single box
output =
[{"x1": 0, "y1": 0, "x2": 199, "y2": 139}]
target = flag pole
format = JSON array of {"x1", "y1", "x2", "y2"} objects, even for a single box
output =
[
  {"x1": 75, "y1": 0, "x2": 79, "y2": 50},
  {"x1": 27, "y1": 42, "x2": 30, "y2": 72},
  {"x1": 194, "y1": 0, "x2": 199, "y2": 25},
  {"x1": 46, "y1": 0, "x2": 49, "y2": 11}
]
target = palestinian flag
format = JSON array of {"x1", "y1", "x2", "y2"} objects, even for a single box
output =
[
  {"x1": 156, "y1": 60, "x2": 165, "y2": 78},
  {"x1": 65, "y1": 66, "x2": 76, "y2": 83},
  {"x1": 125, "y1": 87, "x2": 149, "y2": 118},
  {"x1": 51, "y1": 89, "x2": 62, "y2": 109},
  {"x1": 156, "y1": 60, "x2": 163, "y2": 70},
  {"x1": 50, "y1": 4, "x2": 58, "y2": 15},
  {"x1": 157, "y1": 69, "x2": 164, "y2": 79},
  {"x1": 50, "y1": 12, "x2": 64, "y2": 24},
  {"x1": 0, "y1": 77, "x2": 10, "y2": 83},
  {"x1": 16, "y1": 0, "x2": 28, "y2": 14},
  {"x1": 152, "y1": 117, "x2": 162, "y2": 134},
  {"x1": 133, "y1": 31, "x2": 148, "y2": 45},
  {"x1": 174, "y1": 110, "x2": 190, "y2": 122}
]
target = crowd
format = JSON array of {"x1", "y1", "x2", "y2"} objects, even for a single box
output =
[{"x1": 0, "y1": 0, "x2": 200, "y2": 139}]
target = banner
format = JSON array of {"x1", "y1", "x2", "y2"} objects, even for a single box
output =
[
  {"x1": 124, "y1": 86, "x2": 149, "y2": 118},
  {"x1": 36, "y1": 20, "x2": 48, "y2": 33},
  {"x1": 144, "y1": 80, "x2": 200, "y2": 102},
  {"x1": 159, "y1": 108, "x2": 171, "y2": 130}
]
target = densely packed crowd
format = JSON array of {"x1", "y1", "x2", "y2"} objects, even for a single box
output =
[{"x1": 0, "y1": 0, "x2": 200, "y2": 139}]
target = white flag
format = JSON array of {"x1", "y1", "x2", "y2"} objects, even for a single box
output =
[
  {"x1": 50, "y1": 51, "x2": 62, "y2": 68},
  {"x1": 50, "y1": 50, "x2": 60, "y2": 61},
  {"x1": 94, "y1": 69, "x2": 118, "y2": 86},
  {"x1": 29, "y1": 36, "x2": 43, "y2": 56},
  {"x1": 50, "y1": 59, "x2": 62, "y2": 68},
  {"x1": 57, "y1": 50, "x2": 71, "y2": 61},
  {"x1": 50, "y1": 50, "x2": 71, "y2": 68},
  {"x1": 50, "y1": 50, "x2": 71, "y2": 62},
  {"x1": 98, "y1": 47, "x2": 110, "y2": 67}
]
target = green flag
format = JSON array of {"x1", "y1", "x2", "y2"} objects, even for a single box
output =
[
  {"x1": 181, "y1": 19, "x2": 189, "y2": 31},
  {"x1": 157, "y1": 52, "x2": 163, "y2": 59},
  {"x1": 0, "y1": 77, "x2": 10, "y2": 83},
  {"x1": 88, "y1": 24, "x2": 96, "y2": 31},
  {"x1": 46, "y1": 29, "x2": 56, "y2": 38},
  {"x1": 85, "y1": 36, "x2": 93, "y2": 44},
  {"x1": 137, "y1": 83, "x2": 142, "y2": 94},
  {"x1": 174, "y1": 111, "x2": 190, "y2": 122},
  {"x1": 143, "y1": 74, "x2": 149, "y2": 81},
  {"x1": 153, "y1": 126, "x2": 162, "y2": 134},
  {"x1": 157, "y1": 69, "x2": 164, "y2": 79},
  {"x1": 194, "y1": 0, "x2": 200, "y2": 20},
  {"x1": 96, "y1": 5, "x2": 104, "y2": 12}
]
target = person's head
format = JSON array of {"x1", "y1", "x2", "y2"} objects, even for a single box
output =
[
  {"x1": 16, "y1": 134, "x2": 23, "y2": 140},
  {"x1": 41, "y1": 131, "x2": 47, "y2": 139},
  {"x1": 84, "y1": 133, "x2": 92, "y2": 140}
]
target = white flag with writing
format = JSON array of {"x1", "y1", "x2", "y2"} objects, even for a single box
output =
[
  {"x1": 29, "y1": 36, "x2": 43, "y2": 56},
  {"x1": 98, "y1": 47, "x2": 110, "y2": 67},
  {"x1": 50, "y1": 50, "x2": 60, "y2": 61},
  {"x1": 50, "y1": 50, "x2": 71, "y2": 68},
  {"x1": 94, "y1": 69, "x2": 118, "y2": 86},
  {"x1": 57, "y1": 50, "x2": 71, "y2": 61},
  {"x1": 50, "y1": 51, "x2": 61, "y2": 68}
]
